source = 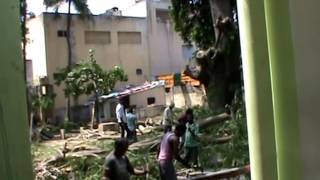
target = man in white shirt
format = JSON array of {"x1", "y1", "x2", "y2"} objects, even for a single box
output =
[
  {"x1": 162, "y1": 102, "x2": 175, "y2": 133},
  {"x1": 116, "y1": 98, "x2": 129, "y2": 138}
]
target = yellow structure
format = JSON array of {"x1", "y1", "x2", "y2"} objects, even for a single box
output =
[{"x1": 157, "y1": 73, "x2": 200, "y2": 88}]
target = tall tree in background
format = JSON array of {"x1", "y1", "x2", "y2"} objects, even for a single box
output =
[
  {"x1": 20, "y1": 0, "x2": 35, "y2": 123},
  {"x1": 53, "y1": 50, "x2": 128, "y2": 123},
  {"x1": 44, "y1": 0, "x2": 91, "y2": 121},
  {"x1": 20, "y1": 0, "x2": 27, "y2": 79},
  {"x1": 170, "y1": 0, "x2": 241, "y2": 112}
]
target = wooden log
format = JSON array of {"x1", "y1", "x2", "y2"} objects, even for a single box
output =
[
  {"x1": 129, "y1": 135, "x2": 162, "y2": 150},
  {"x1": 98, "y1": 122, "x2": 119, "y2": 132},
  {"x1": 198, "y1": 113, "x2": 231, "y2": 129},
  {"x1": 177, "y1": 165, "x2": 250, "y2": 180},
  {"x1": 129, "y1": 113, "x2": 231, "y2": 150},
  {"x1": 212, "y1": 135, "x2": 233, "y2": 144}
]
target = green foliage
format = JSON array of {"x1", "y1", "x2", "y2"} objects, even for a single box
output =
[
  {"x1": 59, "y1": 121, "x2": 80, "y2": 131},
  {"x1": 213, "y1": 91, "x2": 249, "y2": 167},
  {"x1": 31, "y1": 92, "x2": 56, "y2": 111},
  {"x1": 127, "y1": 150, "x2": 160, "y2": 180},
  {"x1": 44, "y1": 0, "x2": 91, "y2": 17},
  {"x1": 53, "y1": 50, "x2": 128, "y2": 100},
  {"x1": 64, "y1": 156, "x2": 105, "y2": 179},
  {"x1": 31, "y1": 142, "x2": 59, "y2": 162},
  {"x1": 192, "y1": 104, "x2": 219, "y2": 118},
  {"x1": 170, "y1": 0, "x2": 215, "y2": 48},
  {"x1": 19, "y1": 0, "x2": 27, "y2": 44}
]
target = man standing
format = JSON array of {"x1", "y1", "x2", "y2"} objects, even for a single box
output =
[
  {"x1": 177, "y1": 108, "x2": 193, "y2": 127},
  {"x1": 104, "y1": 138, "x2": 147, "y2": 180},
  {"x1": 162, "y1": 102, "x2": 175, "y2": 133},
  {"x1": 177, "y1": 108, "x2": 194, "y2": 148},
  {"x1": 126, "y1": 107, "x2": 137, "y2": 143},
  {"x1": 184, "y1": 118, "x2": 200, "y2": 167},
  {"x1": 158, "y1": 124, "x2": 190, "y2": 180},
  {"x1": 116, "y1": 98, "x2": 129, "y2": 138}
]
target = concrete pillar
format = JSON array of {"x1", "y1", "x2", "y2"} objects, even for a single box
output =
[
  {"x1": 264, "y1": 0, "x2": 303, "y2": 179},
  {"x1": 0, "y1": 0, "x2": 33, "y2": 179},
  {"x1": 237, "y1": 0, "x2": 277, "y2": 179}
]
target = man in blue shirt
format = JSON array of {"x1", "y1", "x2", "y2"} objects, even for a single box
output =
[{"x1": 126, "y1": 107, "x2": 137, "y2": 143}]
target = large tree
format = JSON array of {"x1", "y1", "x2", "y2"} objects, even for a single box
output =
[
  {"x1": 170, "y1": 0, "x2": 241, "y2": 112},
  {"x1": 54, "y1": 50, "x2": 128, "y2": 122},
  {"x1": 20, "y1": 0, "x2": 35, "y2": 124},
  {"x1": 44, "y1": 0, "x2": 91, "y2": 121}
]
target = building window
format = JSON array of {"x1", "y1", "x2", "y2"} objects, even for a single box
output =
[
  {"x1": 156, "y1": 9, "x2": 169, "y2": 23},
  {"x1": 85, "y1": 31, "x2": 111, "y2": 44},
  {"x1": 118, "y1": 32, "x2": 142, "y2": 44},
  {"x1": 57, "y1": 30, "x2": 67, "y2": 37},
  {"x1": 136, "y1": 68, "x2": 143, "y2": 75},
  {"x1": 147, "y1": 97, "x2": 156, "y2": 105}
]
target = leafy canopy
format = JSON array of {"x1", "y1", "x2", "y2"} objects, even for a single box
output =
[
  {"x1": 170, "y1": 0, "x2": 215, "y2": 49},
  {"x1": 53, "y1": 50, "x2": 128, "y2": 99},
  {"x1": 44, "y1": 0, "x2": 91, "y2": 16}
]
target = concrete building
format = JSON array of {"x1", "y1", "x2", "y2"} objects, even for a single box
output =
[
  {"x1": 146, "y1": 0, "x2": 193, "y2": 76},
  {"x1": 26, "y1": 0, "x2": 192, "y2": 112}
]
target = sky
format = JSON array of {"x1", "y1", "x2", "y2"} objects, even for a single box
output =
[{"x1": 27, "y1": 0, "x2": 139, "y2": 15}]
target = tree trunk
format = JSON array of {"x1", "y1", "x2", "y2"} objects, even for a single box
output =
[
  {"x1": 20, "y1": 0, "x2": 32, "y2": 125},
  {"x1": 180, "y1": 83, "x2": 192, "y2": 107},
  {"x1": 66, "y1": 0, "x2": 72, "y2": 67},
  {"x1": 95, "y1": 92, "x2": 99, "y2": 124},
  {"x1": 209, "y1": 0, "x2": 232, "y2": 39},
  {"x1": 66, "y1": 0, "x2": 72, "y2": 121},
  {"x1": 21, "y1": 0, "x2": 27, "y2": 81},
  {"x1": 206, "y1": 0, "x2": 240, "y2": 112}
]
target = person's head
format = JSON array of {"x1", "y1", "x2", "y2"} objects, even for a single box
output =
[
  {"x1": 169, "y1": 102, "x2": 175, "y2": 109},
  {"x1": 114, "y1": 138, "x2": 129, "y2": 157},
  {"x1": 185, "y1": 108, "x2": 194, "y2": 121},
  {"x1": 117, "y1": 97, "x2": 122, "y2": 104},
  {"x1": 127, "y1": 107, "x2": 134, "y2": 114},
  {"x1": 119, "y1": 96, "x2": 127, "y2": 105},
  {"x1": 174, "y1": 123, "x2": 186, "y2": 137}
]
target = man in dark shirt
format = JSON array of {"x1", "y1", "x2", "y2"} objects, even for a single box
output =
[
  {"x1": 104, "y1": 138, "x2": 147, "y2": 180},
  {"x1": 177, "y1": 108, "x2": 194, "y2": 149},
  {"x1": 177, "y1": 108, "x2": 193, "y2": 126}
]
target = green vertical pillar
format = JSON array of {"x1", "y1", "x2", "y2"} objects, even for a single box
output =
[
  {"x1": 264, "y1": 0, "x2": 302, "y2": 179},
  {"x1": 0, "y1": 0, "x2": 33, "y2": 179},
  {"x1": 237, "y1": 0, "x2": 277, "y2": 179}
]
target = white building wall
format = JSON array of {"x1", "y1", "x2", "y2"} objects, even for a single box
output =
[
  {"x1": 130, "y1": 86, "x2": 166, "y2": 108},
  {"x1": 42, "y1": 14, "x2": 150, "y2": 108},
  {"x1": 147, "y1": 0, "x2": 188, "y2": 76},
  {"x1": 26, "y1": 15, "x2": 47, "y2": 84}
]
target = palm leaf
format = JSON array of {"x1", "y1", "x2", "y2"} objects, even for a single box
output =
[
  {"x1": 43, "y1": 0, "x2": 65, "y2": 8},
  {"x1": 73, "y1": 0, "x2": 91, "y2": 18}
]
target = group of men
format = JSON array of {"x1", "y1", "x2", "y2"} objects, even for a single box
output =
[
  {"x1": 104, "y1": 98, "x2": 200, "y2": 180},
  {"x1": 115, "y1": 98, "x2": 137, "y2": 142},
  {"x1": 159, "y1": 102, "x2": 200, "y2": 180}
]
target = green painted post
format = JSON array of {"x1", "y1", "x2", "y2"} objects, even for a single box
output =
[
  {"x1": 264, "y1": 0, "x2": 303, "y2": 179},
  {"x1": 237, "y1": 0, "x2": 278, "y2": 179},
  {"x1": 0, "y1": 0, "x2": 33, "y2": 179}
]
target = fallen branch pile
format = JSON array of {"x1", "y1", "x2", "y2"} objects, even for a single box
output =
[
  {"x1": 177, "y1": 165, "x2": 250, "y2": 180},
  {"x1": 129, "y1": 113, "x2": 232, "y2": 151},
  {"x1": 34, "y1": 113, "x2": 233, "y2": 179}
]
